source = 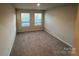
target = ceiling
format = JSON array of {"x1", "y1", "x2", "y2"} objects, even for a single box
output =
[{"x1": 12, "y1": 3, "x2": 67, "y2": 10}]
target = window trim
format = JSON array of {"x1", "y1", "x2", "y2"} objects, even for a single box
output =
[
  {"x1": 21, "y1": 13, "x2": 30, "y2": 27},
  {"x1": 34, "y1": 13, "x2": 42, "y2": 26}
]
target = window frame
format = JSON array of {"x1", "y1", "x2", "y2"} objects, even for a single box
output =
[
  {"x1": 21, "y1": 12, "x2": 30, "y2": 27},
  {"x1": 34, "y1": 13, "x2": 43, "y2": 26}
]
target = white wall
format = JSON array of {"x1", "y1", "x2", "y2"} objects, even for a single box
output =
[
  {"x1": 0, "y1": 4, "x2": 16, "y2": 56},
  {"x1": 45, "y1": 4, "x2": 77, "y2": 47}
]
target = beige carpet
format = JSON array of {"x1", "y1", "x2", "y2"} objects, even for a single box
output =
[{"x1": 10, "y1": 31, "x2": 71, "y2": 56}]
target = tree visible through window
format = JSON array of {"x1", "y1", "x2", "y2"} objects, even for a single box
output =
[{"x1": 21, "y1": 13, "x2": 30, "y2": 27}]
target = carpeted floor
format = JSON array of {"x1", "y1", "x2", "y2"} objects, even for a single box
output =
[{"x1": 10, "y1": 31, "x2": 71, "y2": 56}]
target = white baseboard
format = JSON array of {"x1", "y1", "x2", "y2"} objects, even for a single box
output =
[{"x1": 44, "y1": 29, "x2": 72, "y2": 47}]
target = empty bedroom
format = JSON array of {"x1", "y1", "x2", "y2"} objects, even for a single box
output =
[{"x1": 0, "y1": 3, "x2": 79, "y2": 56}]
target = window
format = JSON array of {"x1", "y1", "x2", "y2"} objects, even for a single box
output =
[
  {"x1": 34, "y1": 13, "x2": 42, "y2": 26},
  {"x1": 21, "y1": 13, "x2": 30, "y2": 27}
]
